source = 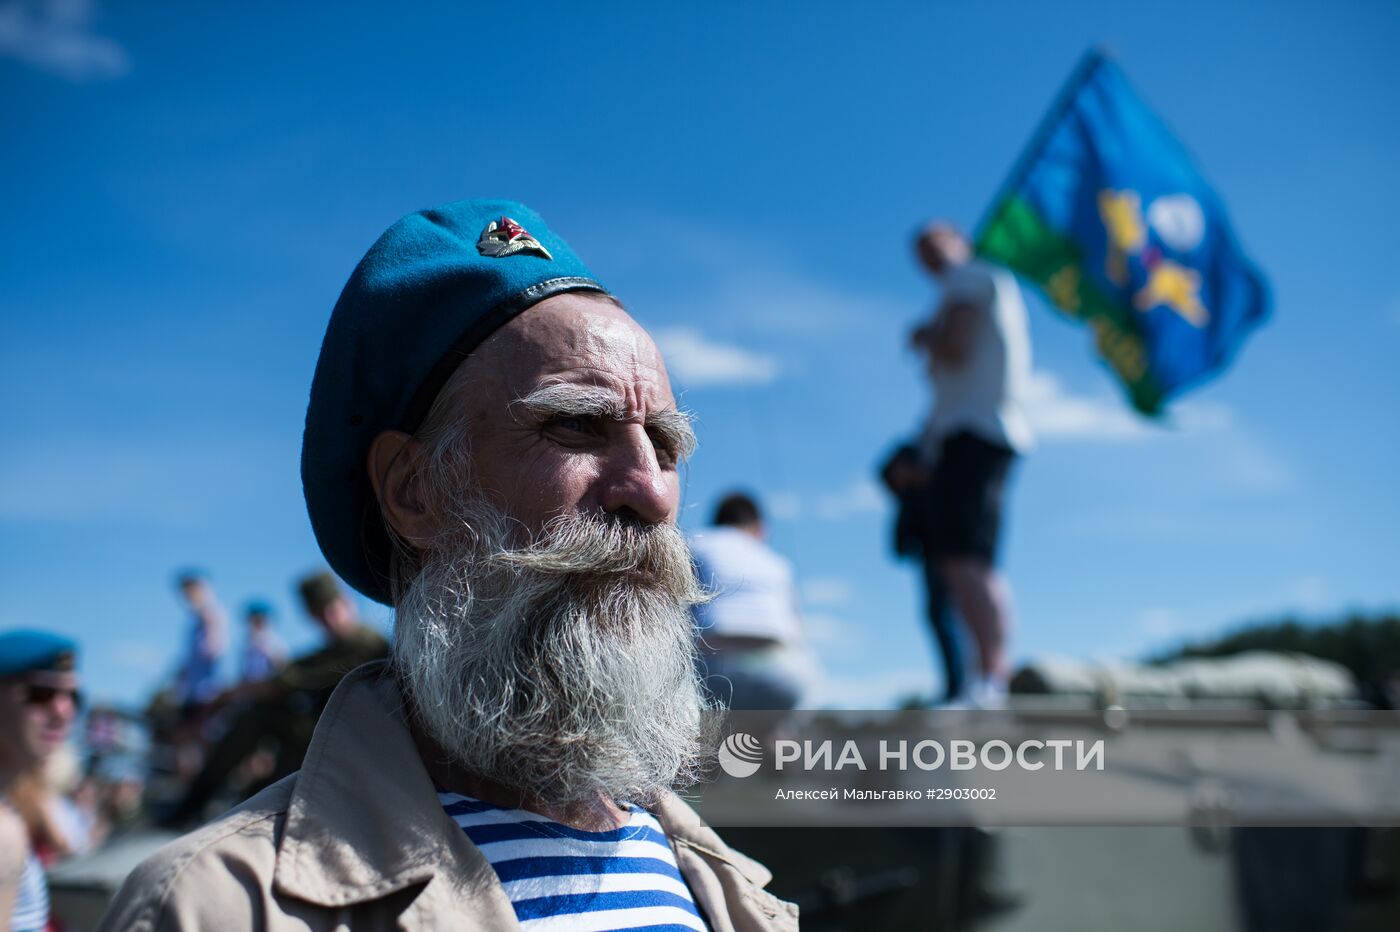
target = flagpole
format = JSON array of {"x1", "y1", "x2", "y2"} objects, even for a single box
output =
[{"x1": 973, "y1": 45, "x2": 1112, "y2": 245}]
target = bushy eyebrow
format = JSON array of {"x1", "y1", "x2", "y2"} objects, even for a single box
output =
[
  {"x1": 513, "y1": 382, "x2": 697, "y2": 460},
  {"x1": 646, "y1": 406, "x2": 698, "y2": 461}
]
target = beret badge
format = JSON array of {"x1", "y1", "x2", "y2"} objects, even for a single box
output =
[{"x1": 477, "y1": 216, "x2": 553, "y2": 261}]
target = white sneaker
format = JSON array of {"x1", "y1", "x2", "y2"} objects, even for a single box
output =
[{"x1": 971, "y1": 679, "x2": 1008, "y2": 710}]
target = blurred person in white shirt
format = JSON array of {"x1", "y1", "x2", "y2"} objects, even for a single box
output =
[{"x1": 690, "y1": 492, "x2": 815, "y2": 710}]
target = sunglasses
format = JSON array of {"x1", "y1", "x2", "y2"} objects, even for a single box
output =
[{"x1": 23, "y1": 683, "x2": 84, "y2": 711}]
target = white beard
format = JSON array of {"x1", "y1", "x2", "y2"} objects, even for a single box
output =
[{"x1": 391, "y1": 501, "x2": 712, "y2": 808}]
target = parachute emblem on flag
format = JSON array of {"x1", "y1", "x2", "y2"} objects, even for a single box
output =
[{"x1": 1099, "y1": 188, "x2": 1210, "y2": 328}]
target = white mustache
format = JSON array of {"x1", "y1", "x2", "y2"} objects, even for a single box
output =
[{"x1": 490, "y1": 512, "x2": 702, "y2": 591}]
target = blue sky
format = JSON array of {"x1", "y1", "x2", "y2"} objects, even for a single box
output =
[{"x1": 2, "y1": 1, "x2": 1397, "y2": 708}]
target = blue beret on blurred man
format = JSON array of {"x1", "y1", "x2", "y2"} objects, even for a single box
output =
[
  {"x1": 100, "y1": 200, "x2": 797, "y2": 931},
  {"x1": 2, "y1": 630, "x2": 81, "y2": 932}
]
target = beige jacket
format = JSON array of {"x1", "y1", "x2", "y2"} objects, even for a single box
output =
[{"x1": 99, "y1": 662, "x2": 798, "y2": 931}]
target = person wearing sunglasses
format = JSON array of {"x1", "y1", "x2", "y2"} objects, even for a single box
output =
[{"x1": 1, "y1": 629, "x2": 81, "y2": 932}]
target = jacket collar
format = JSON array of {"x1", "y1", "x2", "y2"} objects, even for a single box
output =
[
  {"x1": 272, "y1": 662, "x2": 474, "y2": 906},
  {"x1": 653, "y1": 793, "x2": 773, "y2": 888},
  {"x1": 271, "y1": 661, "x2": 769, "y2": 909}
]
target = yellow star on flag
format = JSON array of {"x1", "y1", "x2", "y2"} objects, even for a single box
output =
[{"x1": 1134, "y1": 260, "x2": 1209, "y2": 327}]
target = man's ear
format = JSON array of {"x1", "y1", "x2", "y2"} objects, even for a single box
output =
[{"x1": 367, "y1": 431, "x2": 437, "y2": 545}]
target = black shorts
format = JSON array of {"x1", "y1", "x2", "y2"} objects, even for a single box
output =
[{"x1": 920, "y1": 430, "x2": 1016, "y2": 564}]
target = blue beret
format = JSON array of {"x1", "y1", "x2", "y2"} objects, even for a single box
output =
[
  {"x1": 244, "y1": 600, "x2": 275, "y2": 618},
  {"x1": 302, "y1": 199, "x2": 608, "y2": 605},
  {"x1": 0, "y1": 629, "x2": 78, "y2": 678}
]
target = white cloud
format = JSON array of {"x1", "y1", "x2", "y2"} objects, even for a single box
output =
[
  {"x1": 764, "y1": 491, "x2": 802, "y2": 521},
  {"x1": 1023, "y1": 372, "x2": 1296, "y2": 492},
  {"x1": 1174, "y1": 402, "x2": 1236, "y2": 433},
  {"x1": 802, "y1": 613, "x2": 868, "y2": 652},
  {"x1": 801, "y1": 576, "x2": 854, "y2": 607},
  {"x1": 109, "y1": 639, "x2": 168, "y2": 676},
  {"x1": 814, "y1": 478, "x2": 884, "y2": 521},
  {"x1": 608, "y1": 213, "x2": 902, "y2": 338},
  {"x1": 754, "y1": 480, "x2": 884, "y2": 522},
  {"x1": 1134, "y1": 607, "x2": 1183, "y2": 640},
  {"x1": 727, "y1": 272, "x2": 893, "y2": 337},
  {"x1": 653, "y1": 327, "x2": 779, "y2": 388},
  {"x1": 1216, "y1": 432, "x2": 1297, "y2": 493},
  {"x1": 0, "y1": 0, "x2": 129, "y2": 81},
  {"x1": 1288, "y1": 575, "x2": 1329, "y2": 613},
  {"x1": 1023, "y1": 371, "x2": 1232, "y2": 442}
]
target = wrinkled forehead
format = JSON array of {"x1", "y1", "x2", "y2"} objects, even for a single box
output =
[{"x1": 463, "y1": 293, "x2": 675, "y2": 412}]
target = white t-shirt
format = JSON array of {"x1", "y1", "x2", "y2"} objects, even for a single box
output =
[
  {"x1": 923, "y1": 260, "x2": 1035, "y2": 455},
  {"x1": 689, "y1": 527, "x2": 805, "y2": 648}
]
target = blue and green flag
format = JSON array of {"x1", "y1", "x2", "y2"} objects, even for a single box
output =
[{"x1": 976, "y1": 50, "x2": 1270, "y2": 415}]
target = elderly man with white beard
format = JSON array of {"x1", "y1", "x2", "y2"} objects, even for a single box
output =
[{"x1": 99, "y1": 200, "x2": 799, "y2": 932}]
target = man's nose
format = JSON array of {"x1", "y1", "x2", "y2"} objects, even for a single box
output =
[
  {"x1": 598, "y1": 427, "x2": 676, "y2": 525},
  {"x1": 49, "y1": 692, "x2": 78, "y2": 724}
]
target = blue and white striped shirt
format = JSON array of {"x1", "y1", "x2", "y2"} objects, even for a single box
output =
[
  {"x1": 440, "y1": 791, "x2": 709, "y2": 931},
  {"x1": 11, "y1": 849, "x2": 48, "y2": 932}
]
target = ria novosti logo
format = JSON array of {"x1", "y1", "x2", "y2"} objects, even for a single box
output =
[
  {"x1": 716, "y1": 732, "x2": 1105, "y2": 778},
  {"x1": 718, "y1": 733, "x2": 764, "y2": 778}
]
